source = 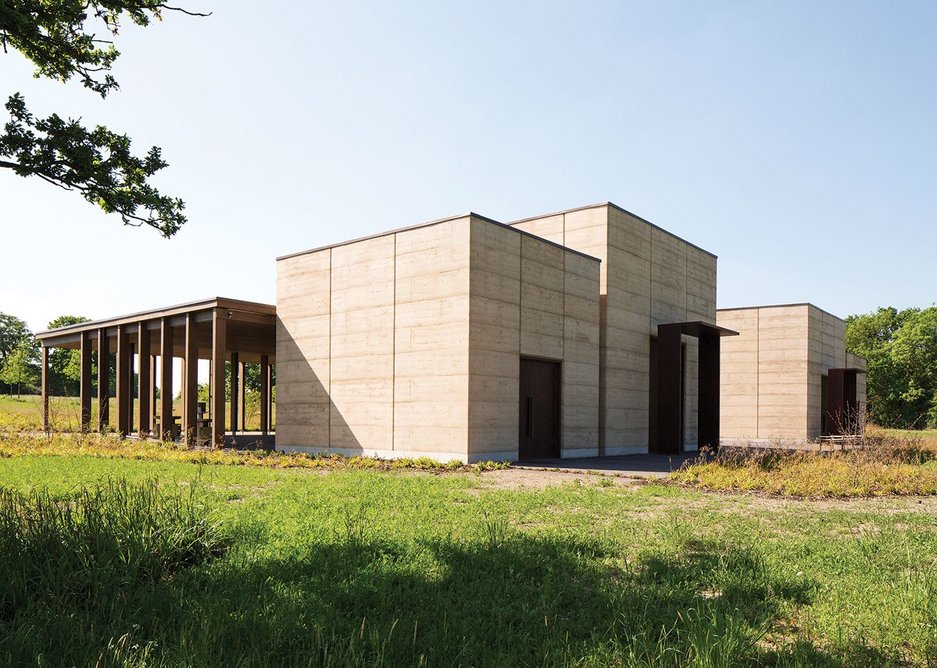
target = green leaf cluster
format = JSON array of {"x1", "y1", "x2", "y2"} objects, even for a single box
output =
[
  {"x1": 846, "y1": 306, "x2": 937, "y2": 429},
  {"x1": 0, "y1": 313, "x2": 38, "y2": 397},
  {"x1": 45, "y1": 315, "x2": 91, "y2": 395},
  {"x1": 0, "y1": 313, "x2": 31, "y2": 368},
  {"x1": 0, "y1": 1, "x2": 202, "y2": 236},
  {"x1": 0, "y1": 338, "x2": 38, "y2": 398},
  {"x1": 0, "y1": 0, "x2": 173, "y2": 97},
  {"x1": 1, "y1": 94, "x2": 185, "y2": 236}
]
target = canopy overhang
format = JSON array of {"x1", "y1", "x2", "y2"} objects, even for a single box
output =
[
  {"x1": 654, "y1": 321, "x2": 739, "y2": 455},
  {"x1": 36, "y1": 297, "x2": 276, "y2": 445}
]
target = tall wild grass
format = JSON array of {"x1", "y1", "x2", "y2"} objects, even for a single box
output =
[
  {"x1": 673, "y1": 430, "x2": 937, "y2": 497},
  {"x1": 0, "y1": 477, "x2": 227, "y2": 665}
]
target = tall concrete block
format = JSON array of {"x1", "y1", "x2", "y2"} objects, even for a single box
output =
[
  {"x1": 467, "y1": 218, "x2": 600, "y2": 460},
  {"x1": 512, "y1": 203, "x2": 717, "y2": 455},
  {"x1": 277, "y1": 201, "x2": 714, "y2": 462},
  {"x1": 468, "y1": 219, "x2": 522, "y2": 458},
  {"x1": 330, "y1": 236, "x2": 395, "y2": 452},
  {"x1": 562, "y1": 252, "x2": 600, "y2": 456},
  {"x1": 276, "y1": 249, "x2": 331, "y2": 448},
  {"x1": 394, "y1": 219, "x2": 471, "y2": 457},
  {"x1": 719, "y1": 304, "x2": 867, "y2": 443}
]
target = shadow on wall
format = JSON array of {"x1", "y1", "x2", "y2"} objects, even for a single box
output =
[
  {"x1": 275, "y1": 323, "x2": 360, "y2": 453},
  {"x1": 5, "y1": 522, "x2": 896, "y2": 666}
]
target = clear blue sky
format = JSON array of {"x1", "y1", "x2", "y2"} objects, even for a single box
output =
[{"x1": 2, "y1": 0, "x2": 935, "y2": 332}]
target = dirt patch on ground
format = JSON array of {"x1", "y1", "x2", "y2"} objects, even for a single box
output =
[
  {"x1": 477, "y1": 468, "x2": 645, "y2": 490},
  {"x1": 799, "y1": 495, "x2": 937, "y2": 514},
  {"x1": 678, "y1": 485, "x2": 937, "y2": 512},
  {"x1": 471, "y1": 466, "x2": 937, "y2": 513}
]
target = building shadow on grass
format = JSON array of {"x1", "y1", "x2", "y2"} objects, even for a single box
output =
[
  {"x1": 136, "y1": 531, "x2": 896, "y2": 667},
  {"x1": 5, "y1": 529, "x2": 898, "y2": 667}
]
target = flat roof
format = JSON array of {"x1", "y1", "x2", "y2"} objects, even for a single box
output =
[
  {"x1": 276, "y1": 212, "x2": 603, "y2": 263},
  {"x1": 509, "y1": 201, "x2": 718, "y2": 260},
  {"x1": 717, "y1": 302, "x2": 848, "y2": 323},
  {"x1": 35, "y1": 296, "x2": 276, "y2": 340}
]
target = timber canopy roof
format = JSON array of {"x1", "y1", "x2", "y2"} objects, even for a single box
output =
[
  {"x1": 35, "y1": 297, "x2": 276, "y2": 364},
  {"x1": 35, "y1": 297, "x2": 276, "y2": 445}
]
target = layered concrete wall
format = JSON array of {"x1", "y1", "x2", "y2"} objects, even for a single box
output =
[
  {"x1": 512, "y1": 203, "x2": 717, "y2": 454},
  {"x1": 276, "y1": 214, "x2": 600, "y2": 463},
  {"x1": 807, "y1": 306, "x2": 845, "y2": 439},
  {"x1": 276, "y1": 248, "x2": 332, "y2": 448},
  {"x1": 722, "y1": 304, "x2": 811, "y2": 440},
  {"x1": 718, "y1": 304, "x2": 867, "y2": 442},
  {"x1": 276, "y1": 217, "x2": 471, "y2": 460},
  {"x1": 716, "y1": 308, "x2": 760, "y2": 439},
  {"x1": 393, "y1": 221, "x2": 472, "y2": 456},
  {"x1": 467, "y1": 220, "x2": 601, "y2": 460}
]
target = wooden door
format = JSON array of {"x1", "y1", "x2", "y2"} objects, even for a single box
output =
[{"x1": 518, "y1": 358, "x2": 561, "y2": 459}]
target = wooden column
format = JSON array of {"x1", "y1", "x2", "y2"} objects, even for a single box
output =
[
  {"x1": 116, "y1": 325, "x2": 130, "y2": 437},
  {"x1": 655, "y1": 324, "x2": 683, "y2": 455},
  {"x1": 97, "y1": 329, "x2": 109, "y2": 432},
  {"x1": 260, "y1": 354, "x2": 269, "y2": 435},
  {"x1": 159, "y1": 318, "x2": 174, "y2": 440},
  {"x1": 238, "y1": 361, "x2": 246, "y2": 432},
  {"x1": 79, "y1": 332, "x2": 93, "y2": 433},
  {"x1": 698, "y1": 334, "x2": 721, "y2": 451},
  {"x1": 210, "y1": 309, "x2": 227, "y2": 447},
  {"x1": 41, "y1": 345, "x2": 50, "y2": 432},
  {"x1": 137, "y1": 324, "x2": 151, "y2": 436},
  {"x1": 183, "y1": 314, "x2": 199, "y2": 445},
  {"x1": 230, "y1": 352, "x2": 239, "y2": 435}
]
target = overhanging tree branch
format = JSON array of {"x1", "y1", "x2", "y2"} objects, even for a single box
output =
[
  {"x1": 0, "y1": 1, "x2": 205, "y2": 237},
  {"x1": 0, "y1": 1, "x2": 210, "y2": 97},
  {"x1": 0, "y1": 93, "x2": 186, "y2": 237}
]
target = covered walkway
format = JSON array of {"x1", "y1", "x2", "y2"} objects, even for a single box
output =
[{"x1": 35, "y1": 297, "x2": 276, "y2": 446}]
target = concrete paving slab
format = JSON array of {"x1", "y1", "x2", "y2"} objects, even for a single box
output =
[{"x1": 512, "y1": 452, "x2": 699, "y2": 478}]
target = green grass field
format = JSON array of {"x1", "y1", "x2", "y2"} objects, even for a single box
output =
[
  {"x1": 0, "y1": 394, "x2": 276, "y2": 432},
  {"x1": 1, "y1": 449, "x2": 935, "y2": 666}
]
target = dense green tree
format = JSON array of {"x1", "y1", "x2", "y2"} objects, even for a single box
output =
[
  {"x1": 196, "y1": 363, "x2": 276, "y2": 402},
  {"x1": 243, "y1": 363, "x2": 276, "y2": 394},
  {"x1": 46, "y1": 315, "x2": 91, "y2": 395},
  {"x1": 846, "y1": 306, "x2": 937, "y2": 429},
  {"x1": 845, "y1": 307, "x2": 908, "y2": 358},
  {"x1": 0, "y1": 338, "x2": 39, "y2": 398},
  {"x1": 0, "y1": 312, "x2": 30, "y2": 366},
  {"x1": 0, "y1": 1, "x2": 206, "y2": 236},
  {"x1": 0, "y1": 312, "x2": 32, "y2": 393}
]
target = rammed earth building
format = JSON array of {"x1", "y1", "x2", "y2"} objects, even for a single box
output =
[
  {"x1": 275, "y1": 203, "x2": 737, "y2": 463},
  {"x1": 34, "y1": 202, "x2": 864, "y2": 460},
  {"x1": 717, "y1": 303, "x2": 867, "y2": 443}
]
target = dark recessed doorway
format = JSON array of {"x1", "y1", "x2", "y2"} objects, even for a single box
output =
[{"x1": 518, "y1": 357, "x2": 561, "y2": 459}]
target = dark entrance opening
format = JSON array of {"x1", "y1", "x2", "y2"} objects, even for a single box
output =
[
  {"x1": 824, "y1": 368, "x2": 864, "y2": 435},
  {"x1": 651, "y1": 321, "x2": 738, "y2": 455},
  {"x1": 649, "y1": 337, "x2": 685, "y2": 453},
  {"x1": 518, "y1": 357, "x2": 561, "y2": 459},
  {"x1": 821, "y1": 374, "x2": 829, "y2": 435}
]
